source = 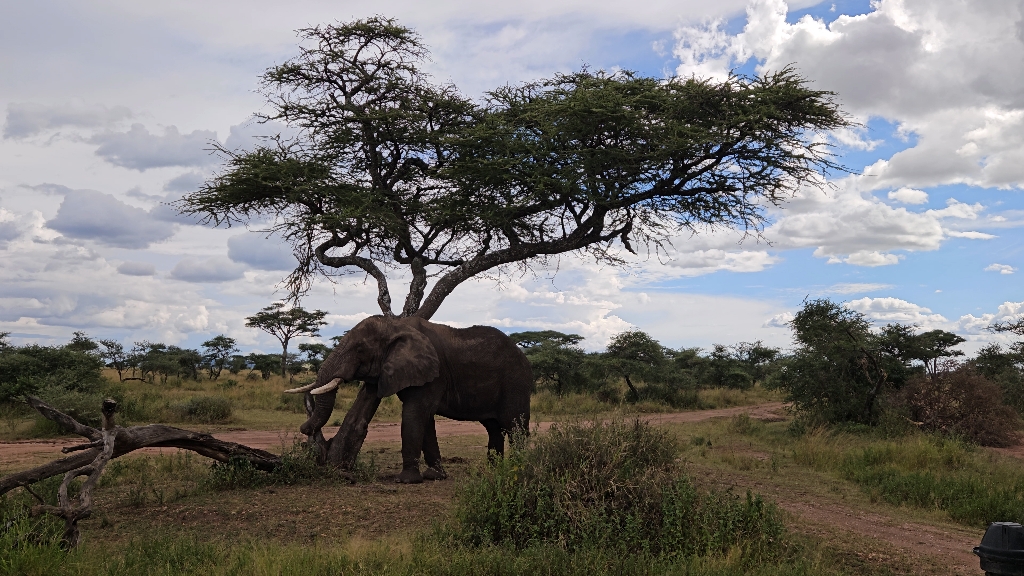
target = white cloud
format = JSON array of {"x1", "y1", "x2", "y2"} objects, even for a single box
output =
[
  {"x1": 664, "y1": 249, "x2": 779, "y2": 276},
  {"x1": 985, "y1": 263, "x2": 1015, "y2": 275},
  {"x1": 674, "y1": 0, "x2": 1024, "y2": 190},
  {"x1": 887, "y1": 187, "x2": 928, "y2": 204},
  {"x1": 169, "y1": 257, "x2": 245, "y2": 283},
  {"x1": 117, "y1": 261, "x2": 156, "y2": 276},
  {"x1": 91, "y1": 124, "x2": 218, "y2": 170},
  {"x1": 839, "y1": 251, "x2": 902, "y2": 267},
  {"x1": 45, "y1": 189, "x2": 176, "y2": 249},
  {"x1": 846, "y1": 297, "x2": 948, "y2": 328},
  {"x1": 3, "y1": 101, "x2": 131, "y2": 139},
  {"x1": 763, "y1": 312, "x2": 793, "y2": 328},
  {"x1": 954, "y1": 301, "x2": 1024, "y2": 335}
]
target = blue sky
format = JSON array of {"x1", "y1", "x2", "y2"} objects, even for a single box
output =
[{"x1": 0, "y1": 0, "x2": 1021, "y2": 354}]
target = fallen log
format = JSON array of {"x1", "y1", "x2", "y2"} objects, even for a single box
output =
[{"x1": 0, "y1": 396, "x2": 284, "y2": 498}]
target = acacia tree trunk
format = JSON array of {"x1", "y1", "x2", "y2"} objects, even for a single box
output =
[{"x1": 280, "y1": 336, "x2": 290, "y2": 378}]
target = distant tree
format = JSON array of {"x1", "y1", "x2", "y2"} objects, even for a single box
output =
[
  {"x1": 247, "y1": 353, "x2": 280, "y2": 380},
  {"x1": 510, "y1": 331, "x2": 587, "y2": 395},
  {"x1": 201, "y1": 335, "x2": 239, "y2": 380},
  {"x1": 175, "y1": 347, "x2": 204, "y2": 381},
  {"x1": 773, "y1": 299, "x2": 911, "y2": 424},
  {"x1": 732, "y1": 341, "x2": 782, "y2": 385},
  {"x1": 177, "y1": 18, "x2": 848, "y2": 322},
  {"x1": 972, "y1": 343, "x2": 1024, "y2": 415},
  {"x1": 990, "y1": 318, "x2": 1024, "y2": 338},
  {"x1": 702, "y1": 344, "x2": 753, "y2": 390},
  {"x1": 98, "y1": 339, "x2": 128, "y2": 382},
  {"x1": 605, "y1": 330, "x2": 666, "y2": 402},
  {"x1": 66, "y1": 331, "x2": 99, "y2": 353},
  {"x1": 329, "y1": 334, "x2": 348, "y2": 348},
  {"x1": 298, "y1": 342, "x2": 332, "y2": 373},
  {"x1": 227, "y1": 354, "x2": 249, "y2": 375},
  {"x1": 0, "y1": 332, "x2": 11, "y2": 349},
  {"x1": 245, "y1": 301, "x2": 328, "y2": 377}
]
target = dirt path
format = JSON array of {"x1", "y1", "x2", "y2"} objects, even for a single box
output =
[
  {"x1": 0, "y1": 402, "x2": 787, "y2": 468},
  {"x1": 779, "y1": 499, "x2": 982, "y2": 574}
]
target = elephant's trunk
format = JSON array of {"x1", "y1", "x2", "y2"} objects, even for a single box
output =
[{"x1": 300, "y1": 388, "x2": 338, "y2": 436}]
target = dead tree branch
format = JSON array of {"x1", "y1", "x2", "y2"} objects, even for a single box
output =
[{"x1": 1, "y1": 397, "x2": 284, "y2": 501}]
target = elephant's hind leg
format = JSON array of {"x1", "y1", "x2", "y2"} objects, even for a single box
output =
[
  {"x1": 482, "y1": 418, "x2": 505, "y2": 461},
  {"x1": 421, "y1": 417, "x2": 446, "y2": 480}
]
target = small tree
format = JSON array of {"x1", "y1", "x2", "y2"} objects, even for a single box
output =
[
  {"x1": 247, "y1": 353, "x2": 280, "y2": 380},
  {"x1": 245, "y1": 301, "x2": 328, "y2": 377},
  {"x1": 201, "y1": 335, "x2": 239, "y2": 380},
  {"x1": 509, "y1": 331, "x2": 588, "y2": 396},
  {"x1": 298, "y1": 342, "x2": 331, "y2": 373},
  {"x1": 66, "y1": 331, "x2": 98, "y2": 353},
  {"x1": 605, "y1": 330, "x2": 665, "y2": 402},
  {"x1": 773, "y1": 299, "x2": 891, "y2": 424},
  {"x1": 98, "y1": 340, "x2": 127, "y2": 382}
]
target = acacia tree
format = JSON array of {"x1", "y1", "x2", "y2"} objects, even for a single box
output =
[
  {"x1": 177, "y1": 17, "x2": 846, "y2": 468},
  {"x1": 605, "y1": 330, "x2": 666, "y2": 402},
  {"x1": 245, "y1": 302, "x2": 328, "y2": 377},
  {"x1": 201, "y1": 335, "x2": 239, "y2": 380},
  {"x1": 177, "y1": 18, "x2": 847, "y2": 321}
]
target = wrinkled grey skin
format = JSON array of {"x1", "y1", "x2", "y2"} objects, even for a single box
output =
[{"x1": 302, "y1": 316, "x2": 532, "y2": 484}]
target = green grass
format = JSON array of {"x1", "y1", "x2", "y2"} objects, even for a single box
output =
[
  {"x1": 0, "y1": 531, "x2": 886, "y2": 576},
  {"x1": 788, "y1": 427, "x2": 1024, "y2": 526}
]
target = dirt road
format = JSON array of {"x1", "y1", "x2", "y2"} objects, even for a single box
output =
[{"x1": 0, "y1": 402, "x2": 787, "y2": 468}]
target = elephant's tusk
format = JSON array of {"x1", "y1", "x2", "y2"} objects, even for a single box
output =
[
  {"x1": 310, "y1": 378, "x2": 342, "y2": 395},
  {"x1": 283, "y1": 378, "x2": 338, "y2": 394}
]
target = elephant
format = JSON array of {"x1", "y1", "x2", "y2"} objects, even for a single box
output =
[{"x1": 285, "y1": 315, "x2": 533, "y2": 484}]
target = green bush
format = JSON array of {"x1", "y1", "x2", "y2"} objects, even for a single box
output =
[
  {"x1": 168, "y1": 396, "x2": 232, "y2": 424},
  {"x1": 452, "y1": 419, "x2": 783, "y2": 558}
]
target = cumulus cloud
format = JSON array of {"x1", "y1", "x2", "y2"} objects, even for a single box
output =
[
  {"x1": 45, "y1": 189, "x2": 176, "y2": 249},
  {"x1": 227, "y1": 233, "x2": 295, "y2": 271},
  {"x1": 763, "y1": 311, "x2": 793, "y2": 328},
  {"x1": 985, "y1": 263, "x2": 1015, "y2": 275},
  {"x1": 837, "y1": 250, "x2": 902, "y2": 267},
  {"x1": 665, "y1": 249, "x2": 779, "y2": 276},
  {"x1": 954, "y1": 301, "x2": 1024, "y2": 335},
  {"x1": 674, "y1": 0, "x2": 1024, "y2": 190},
  {"x1": 846, "y1": 297, "x2": 948, "y2": 328},
  {"x1": 3, "y1": 101, "x2": 131, "y2": 139},
  {"x1": 117, "y1": 261, "x2": 156, "y2": 276},
  {"x1": 761, "y1": 183, "x2": 987, "y2": 266},
  {"x1": 91, "y1": 124, "x2": 218, "y2": 170},
  {"x1": 888, "y1": 187, "x2": 928, "y2": 204},
  {"x1": 170, "y1": 257, "x2": 245, "y2": 283}
]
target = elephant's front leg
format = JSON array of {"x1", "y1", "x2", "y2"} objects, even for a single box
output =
[
  {"x1": 421, "y1": 418, "x2": 446, "y2": 480},
  {"x1": 397, "y1": 401, "x2": 429, "y2": 484}
]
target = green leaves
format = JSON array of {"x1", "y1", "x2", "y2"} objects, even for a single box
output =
[{"x1": 178, "y1": 18, "x2": 848, "y2": 319}]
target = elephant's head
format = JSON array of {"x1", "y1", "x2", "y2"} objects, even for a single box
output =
[{"x1": 284, "y1": 316, "x2": 441, "y2": 437}]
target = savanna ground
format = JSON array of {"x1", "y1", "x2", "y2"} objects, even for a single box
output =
[{"x1": 0, "y1": 372, "x2": 1004, "y2": 575}]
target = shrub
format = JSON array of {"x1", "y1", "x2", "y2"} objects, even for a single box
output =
[
  {"x1": 452, "y1": 419, "x2": 783, "y2": 558},
  {"x1": 168, "y1": 396, "x2": 233, "y2": 424},
  {"x1": 896, "y1": 367, "x2": 1021, "y2": 447}
]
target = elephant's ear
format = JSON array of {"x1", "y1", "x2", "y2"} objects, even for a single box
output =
[{"x1": 378, "y1": 328, "x2": 440, "y2": 398}]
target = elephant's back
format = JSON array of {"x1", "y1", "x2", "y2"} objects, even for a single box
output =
[{"x1": 448, "y1": 325, "x2": 531, "y2": 377}]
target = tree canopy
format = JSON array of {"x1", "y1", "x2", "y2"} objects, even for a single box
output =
[
  {"x1": 245, "y1": 301, "x2": 328, "y2": 376},
  {"x1": 177, "y1": 17, "x2": 848, "y2": 319}
]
